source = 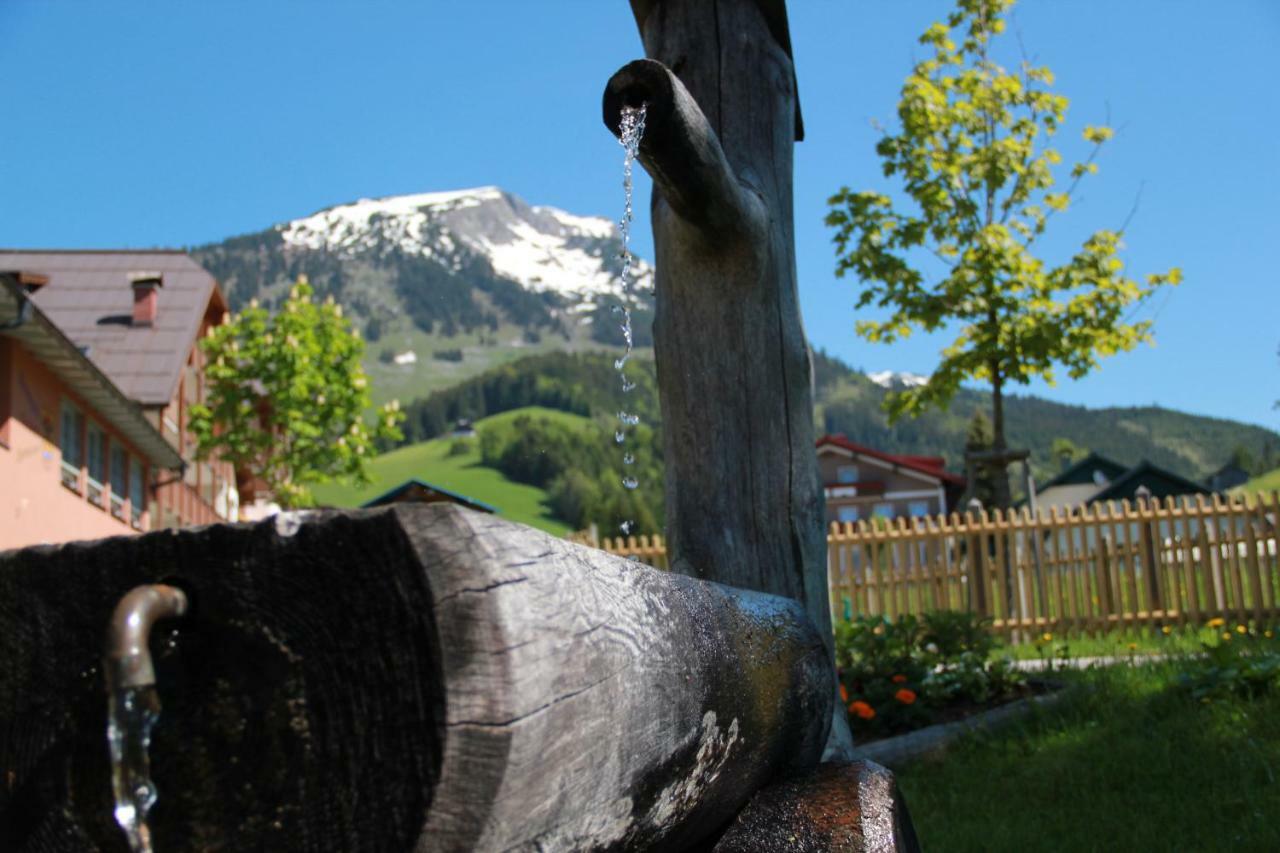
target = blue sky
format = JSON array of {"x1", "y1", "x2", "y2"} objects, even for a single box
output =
[{"x1": 2, "y1": 1, "x2": 1277, "y2": 431}]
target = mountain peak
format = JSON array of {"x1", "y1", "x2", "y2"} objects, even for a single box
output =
[
  {"x1": 277, "y1": 186, "x2": 649, "y2": 301},
  {"x1": 867, "y1": 370, "x2": 928, "y2": 389}
]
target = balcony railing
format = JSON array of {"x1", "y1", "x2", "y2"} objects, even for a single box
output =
[
  {"x1": 823, "y1": 481, "x2": 886, "y2": 499},
  {"x1": 60, "y1": 460, "x2": 81, "y2": 493},
  {"x1": 110, "y1": 491, "x2": 126, "y2": 521},
  {"x1": 86, "y1": 477, "x2": 105, "y2": 508}
]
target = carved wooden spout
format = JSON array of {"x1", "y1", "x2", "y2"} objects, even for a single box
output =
[{"x1": 604, "y1": 59, "x2": 765, "y2": 240}]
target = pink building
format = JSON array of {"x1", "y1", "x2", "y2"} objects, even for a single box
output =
[{"x1": 0, "y1": 251, "x2": 235, "y2": 550}]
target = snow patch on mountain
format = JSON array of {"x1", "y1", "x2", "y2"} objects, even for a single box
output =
[
  {"x1": 278, "y1": 187, "x2": 651, "y2": 304},
  {"x1": 868, "y1": 370, "x2": 929, "y2": 389}
]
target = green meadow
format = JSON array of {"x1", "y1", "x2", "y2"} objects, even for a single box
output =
[{"x1": 309, "y1": 406, "x2": 596, "y2": 536}]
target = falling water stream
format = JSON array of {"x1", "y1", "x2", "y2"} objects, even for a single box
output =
[
  {"x1": 108, "y1": 684, "x2": 162, "y2": 853},
  {"x1": 614, "y1": 103, "x2": 647, "y2": 535}
]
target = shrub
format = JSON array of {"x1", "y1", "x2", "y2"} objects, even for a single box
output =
[
  {"x1": 834, "y1": 611, "x2": 1024, "y2": 739},
  {"x1": 1177, "y1": 623, "x2": 1280, "y2": 701}
]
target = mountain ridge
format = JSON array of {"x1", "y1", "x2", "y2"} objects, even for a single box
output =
[{"x1": 190, "y1": 187, "x2": 1277, "y2": 483}]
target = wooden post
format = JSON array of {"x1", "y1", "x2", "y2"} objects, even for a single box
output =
[
  {"x1": 603, "y1": 0, "x2": 853, "y2": 760},
  {"x1": 1135, "y1": 489, "x2": 1162, "y2": 617},
  {"x1": 1200, "y1": 495, "x2": 1227, "y2": 612},
  {"x1": 966, "y1": 508, "x2": 988, "y2": 616}
]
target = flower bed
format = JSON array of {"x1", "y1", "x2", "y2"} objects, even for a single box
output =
[{"x1": 835, "y1": 612, "x2": 1033, "y2": 742}]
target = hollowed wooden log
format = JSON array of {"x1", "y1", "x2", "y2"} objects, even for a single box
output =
[{"x1": 0, "y1": 505, "x2": 831, "y2": 851}]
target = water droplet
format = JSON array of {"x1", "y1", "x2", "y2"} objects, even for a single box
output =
[
  {"x1": 275, "y1": 511, "x2": 303, "y2": 537},
  {"x1": 620, "y1": 521, "x2": 633, "y2": 534},
  {"x1": 623, "y1": 476, "x2": 639, "y2": 490},
  {"x1": 615, "y1": 430, "x2": 626, "y2": 444},
  {"x1": 621, "y1": 378, "x2": 636, "y2": 393},
  {"x1": 623, "y1": 453, "x2": 635, "y2": 465}
]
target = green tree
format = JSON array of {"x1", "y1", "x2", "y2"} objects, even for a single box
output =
[
  {"x1": 1050, "y1": 437, "x2": 1088, "y2": 471},
  {"x1": 1227, "y1": 444, "x2": 1257, "y2": 477},
  {"x1": 190, "y1": 277, "x2": 404, "y2": 508},
  {"x1": 826, "y1": 0, "x2": 1180, "y2": 507}
]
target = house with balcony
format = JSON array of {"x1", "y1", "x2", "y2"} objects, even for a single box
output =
[
  {"x1": 816, "y1": 434, "x2": 966, "y2": 526},
  {"x1": 0, "y1": 251, "x2": 235, "y2": 549}
]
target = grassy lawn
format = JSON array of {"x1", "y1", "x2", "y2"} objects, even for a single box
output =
[
  {"x1": 309, "y1": 406, "x2": 592, "y2": 536},
  {"x1": 1001, "y1": 622, "x2": 1253, "y2": 662},
  {"x1": 897, "y1": 659, "x2": 1280, "y2": 852},
  {"x1": 1236, "y1": 469, "x2": 1280, "y2": 505}
]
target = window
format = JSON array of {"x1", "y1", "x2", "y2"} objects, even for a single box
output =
[
  {"x1": 836, "y1": 465, "x2": 859, "y2": 484},
  {"x1": 86, "y1": 423, "x2": 107, "y2": 506},
  {"x1": 837, "y1": 505, "x2": 860, "y2": 524},
  {"x1": 60, "y1": 402, "x2": 83, "y2": 467},
  {"x1": 908, "y1": 500, "x2": 931, "y2": 518},
  {"x1": 59, "y1": 402, "x2": 84, "y2": 490},
  {"x1": 129, "y1": 462, "x2": 146, "y2": 527},
  {"x1": 86, "y1": 423, "x2": 106, "y2": 484},
  {"x1": 110, "y1": 443, "x2": 129, "y2": 520},
  {"x1": 873, "y1": 504, "x2": 895, "y2": 519}
]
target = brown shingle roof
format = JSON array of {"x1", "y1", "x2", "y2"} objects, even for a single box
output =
[{"x1": 0, "y1": 250, "x2": 225, "y2": 407}]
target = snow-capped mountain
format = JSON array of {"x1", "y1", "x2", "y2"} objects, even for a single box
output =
[
  {"x1": 193, "y1": 187, "x2": 657, "y2": 386},
  {"x1": 867, "y1": 370, "x2": 929, "y2": 389},
  {"x1": 277, "y1": 186, "x2": 652, "y2": 306}
]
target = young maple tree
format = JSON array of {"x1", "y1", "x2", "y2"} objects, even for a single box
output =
[
  {"x1": 189, "y1": 277, "x2": 403, "y2": 508},
  {"x1": 826, "y1": 0, "x2": 1180, "y2": 506}
]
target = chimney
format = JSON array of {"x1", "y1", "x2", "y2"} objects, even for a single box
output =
[{"x1": 129, "y1": 271, "x2": 163, "y2": 327}]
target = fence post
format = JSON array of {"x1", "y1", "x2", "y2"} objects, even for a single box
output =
[
  {"x1": 1097, "y1": 530, "x2": 1115, "y2": 629},
  {"x1": 1136, "y1": 488, "x2": 1162, "y2": 616},
  {"x1": 1199, "y1": 495, "x2": 1226, "y2": 612},
  {"x1": 965, "y1": 505, "x2": 988, "y2": 617}
]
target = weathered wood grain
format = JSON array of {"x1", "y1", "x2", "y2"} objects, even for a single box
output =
[
  {"x1": 711, "y1": 761, "x2": 921, "y2": 852},
  {"x1": 0, "y1": 504, "x2": 832, "y2": 851},
  {"x1": 603, "y1": 0, "x2": 854, "y2": 761}
]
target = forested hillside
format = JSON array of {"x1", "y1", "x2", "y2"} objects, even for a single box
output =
[{"x1": 393, "y1": 350, "x2": 1278, "y2": 490}]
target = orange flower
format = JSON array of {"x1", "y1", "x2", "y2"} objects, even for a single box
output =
[
  {"x1": 894, "y1": 688, "x2": 917, "y2": 705},
  {"x1": 840, "y1": 683, "x2": 850, "y2": 703},
  {"x1": 891, "y1": 674, "x2": 908, "y2": 684},
  {"x1": 849, "y1": 700, "x2": 876, "y2": 720}
]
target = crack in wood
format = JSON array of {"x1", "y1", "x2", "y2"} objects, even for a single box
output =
[
  {"x1": 447, "y1": 668, "x2": 628, "y2": 729},
  {"x1": 436, "y1": 576, "x2": 529, "y2": 603}
]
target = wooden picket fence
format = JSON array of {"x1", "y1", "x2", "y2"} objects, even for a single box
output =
[
  {"x1": 565, "y1": 529, "x2": 671, "y2": 570},
  {"x1": 571, "y1": 492, "x2": 1280, "y2": 641}
]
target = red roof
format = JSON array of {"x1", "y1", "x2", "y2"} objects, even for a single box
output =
[{"x1": 816, "y1": 434, "x2": 966, "y2": 486}]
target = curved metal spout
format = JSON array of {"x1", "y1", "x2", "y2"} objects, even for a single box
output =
[{"x1": 105, "y1": 584, "x2": 188, "y2": 690}]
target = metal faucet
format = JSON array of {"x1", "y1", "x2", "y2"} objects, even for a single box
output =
[{"x1": 105, "y1": 584, "x2": 189, "y2": 690}]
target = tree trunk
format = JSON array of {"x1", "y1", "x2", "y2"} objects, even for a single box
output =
[
  {"x1": 603, "y1": 0, "x2": 854, "y2": 762},
  {"x1": 989, "y1": 362, "x2": 1012, "y2": 509},
  {"x1": 0, "y1": 505, "x2": 832, "y2": 851}
]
